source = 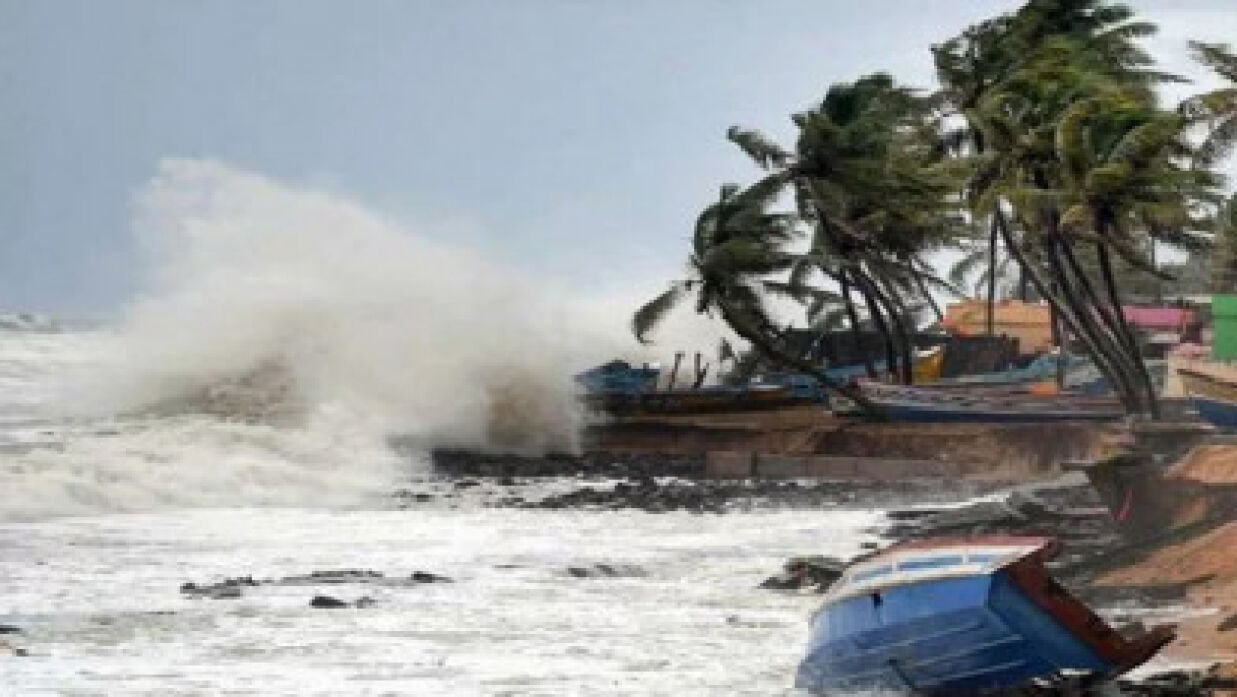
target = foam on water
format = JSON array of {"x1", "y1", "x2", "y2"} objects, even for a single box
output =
[{"x1": 0, "y1": 506, "x2": 886, "y2": 695}]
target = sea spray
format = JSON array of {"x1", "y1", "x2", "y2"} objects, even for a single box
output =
[
  {"x1": 0, "y1": 158, "x2": 730, "y2": 520},
  {"x1": 86, "y1": 158, "x2": 601, "y2": 450}
]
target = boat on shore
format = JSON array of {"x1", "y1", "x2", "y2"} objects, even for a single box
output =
[
  {"x1": 838, "y1": 383, "x2": 1123, "y2": 423},
  {"x1": 795, "y1": 536, "x2": 1174, "y2": 695},
  {"x1": 1192, "y1": 393, "x2": 1237, "y2": 429},
  {"x1": 820, "y1": 347, "x2": 945, "y2": 384},
  {"x1": 1180, "y1": 366, "x2": 1237, "y2": 429},
  {"x1": 575, "y1": 359, "x2": 825, "y2": 416},
  {"x1": 584, "y1": 382, "x2": 801, "y2": 415}
]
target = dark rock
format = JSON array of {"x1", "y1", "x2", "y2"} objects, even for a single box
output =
[
  {"x1": 566, "y1": 563, "x2": 645, "y2": 579},
  {"x1": 914, "y1": 501, "x2": 1025, "y2": 536},
  {"x1": 353, "y1": 596, "x2": 376, "y2": 608},
  {"x1": 281, "y1": 569, "x2": 384, "y2": 585},
  {"x1": 0, "y1": 625, "x2": 20, "y2": 635},
  {"x1": 180, "y1": 576, "x2": 256, "y2": 598},
  {"x1": 410, "y1": 571, "x2": 452, "y2": 583},
  {"x1": 760, "y1": 555, "x2": 846, "y2": 591},
  {"x1": 1005, "y1": 490, "x2": 1058, "y2": 520},
  {"x1": 758, "y1": 573, "x2": 802, "y2": 590},
  {"x1": 1218, "y1": 613, "x2": 1237, "y2": 632},
  {"x1": 309, "y1": 595, "x2": 349, "y2": 609}
]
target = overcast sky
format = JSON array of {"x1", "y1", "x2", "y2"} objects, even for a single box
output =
[{"x1": 2, "y1": 0, "x2": 1236, "y2": 316}]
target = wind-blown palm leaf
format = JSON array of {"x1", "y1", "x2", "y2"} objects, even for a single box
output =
[
  {"x1": 632, "y1": 284, "x2": 685, "y2": 344},
  {"x1": 727, "y1": 126, "x2": 791, "y2": 170}
]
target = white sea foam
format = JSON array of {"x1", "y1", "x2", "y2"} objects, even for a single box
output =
[{"x1": 0, "y1": 158, "x2": 729, "y2": 520}]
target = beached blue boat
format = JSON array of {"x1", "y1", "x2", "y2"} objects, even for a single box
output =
[
  {"x1": 840, "y1": 383, "x2": 1123, "y2": 423},
  {"x1": 932, "y1": 352, "x2": 1074, "y2": 386},
  {"x1": 1191, "y1": 394, "x2": 1237, "y2": 429},
  {"x1": 1180, "y1": 368, "x2": 1237, "y2": 430},
  {"x1": 795, "y1": 537, "x2": 1173, "y2": 695}
]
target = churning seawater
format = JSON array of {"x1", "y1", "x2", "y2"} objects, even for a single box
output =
[
  {"x1": 0, "y1": 161, "x2": 893, "y2": 694},
  {"x1": 0, "y1": 324, "x2": 890, "y2": 696}
]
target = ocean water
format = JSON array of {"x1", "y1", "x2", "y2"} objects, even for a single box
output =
[
  {"x1": 0, "y1": 507, "x2": 883, "y2": 696},
  {"x1": 0, "y1": 324, "x2": 892, "y2": 696}
]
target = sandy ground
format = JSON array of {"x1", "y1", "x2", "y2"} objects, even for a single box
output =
[
  {"x1": 1097, "y1": 444, "x2": 1237, "y2": 670},
  {"x1": 1168, "y1": 444, "x2": 1237, "y2": 485}
]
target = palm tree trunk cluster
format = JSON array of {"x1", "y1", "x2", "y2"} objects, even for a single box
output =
[{"x1": 995, "y1": 210, "x2": 1158, "y2": 417}]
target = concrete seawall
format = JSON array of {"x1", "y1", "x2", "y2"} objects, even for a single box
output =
[{"x1": 584, "y1": 408, "x2": 1121, "y2": 481}]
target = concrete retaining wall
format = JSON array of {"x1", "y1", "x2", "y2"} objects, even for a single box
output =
[{"x1": 613, "y1": 417, "x2": 1123, "y2": 481}]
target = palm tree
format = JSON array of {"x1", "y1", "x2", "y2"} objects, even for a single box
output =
[
  {"x1": 1184, "y1": 42, "x2": 1237, "y2": 167},
  {"x1": 632, "y1": 182, "x2": 880, "y2": 412},
  {"x1": 939, "y1": 0, "x2": 1217, "y2": 418},
  {"x1": 728, "y1": 74, "x2": 967, "y2": 384},
  {"x1": 933, "y1": 15, "x2": 1021, "y2": 335},
  {"x1": 1053, "y1": 88, "x2": 1219, "y2": 415}
]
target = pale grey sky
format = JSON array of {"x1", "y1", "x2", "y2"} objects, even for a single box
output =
[{"x1": 1, "y1": 0, "x2": 1235, "y2": 316}]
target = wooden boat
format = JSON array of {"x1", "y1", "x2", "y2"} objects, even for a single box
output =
[
  {"x1": 795, "y1": 536, "x2": 1174, "y2": 695},
  {"x1": 930, "y1": 352, "x2": 1069, "y2": 387},
  {"x1": 1192, "y1": 394, "x2": 1237, "y2": 429},
  {"x1": 1179, "y1": 367, "x2": 1237, "y2": 429},
  {"x1": 913, "y1": 346, "x2": 945, "y2": 383},
  {"x1": 823, "y1": 347, "x2": 944, "y2": 383},
  {"x1": 584, "y1": 383, "x2": 802, "y2": 415},
  {"x1": 839, "y1": 383, "x2": 1123, "y2": 423},
  {"x1": 1180, "y1": 366, "x2": 1237, "y2": 402}
]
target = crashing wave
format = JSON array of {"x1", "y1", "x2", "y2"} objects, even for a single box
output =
[{"x1": 136, "y1": 359, "x2": 304, "y2": 424}]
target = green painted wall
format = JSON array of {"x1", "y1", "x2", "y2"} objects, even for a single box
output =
[{"x1": 1214, "y1": 295, "x2": 1237, "y2": 360}]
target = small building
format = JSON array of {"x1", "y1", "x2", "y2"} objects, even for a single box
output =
[
  {"x1": 1121, "y1": 306, "x2": 1194, "y2": 334},
  {"x1": 941, "y1": 300, "x2": 1052, "y2": 355},
  {"x1": 1214, "y1": 295, "x2": 1237, "y2": 360}
]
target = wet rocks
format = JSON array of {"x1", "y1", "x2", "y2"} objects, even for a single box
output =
[
  {"x1": 409, "y1": 571, "x2": 452, "y2": 583},
  {"x1": 280, "y1": 569, "x2": 384, "y2": 585},
  {"x1": 0, "y1": 638, "x2": 27, "y2": 657},
  {"x1": 530, "y1": 479, "x2": 728, "y2": 514},
  {"x1": 510, "y1": 477, "x2": 1005, "y2": 514},
  {"x1": 883, "y1": 483, "x2": 1119, "y2": 575},
  {"x1": 309, "y1": 595, "x2": 349, "y2": 609},
  {"x1": 180, "y1": 568, "x2": 454, "y2": 595},
  {"x1": 425, "y1": 448, "x2": 706, "y2": 480},
  {"x1": 180, "y1": 576, "x2": 259, "y2": 599},
  {"x1": 0, "y1": 625, "x2": 21, "y2": 635},
  {"x1": 398, "y1": 448, "x2": 1013, "y2": 513},
  {"x1": 565, "y1": 563, "x2": 646, "y2": 579},
  {"x1": 759, "y1": 556, "x2": 846, "y2": 591}
]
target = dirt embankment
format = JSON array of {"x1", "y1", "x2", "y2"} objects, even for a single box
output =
[{"x1": 1095, "y1": 444, "x2": 1237, "y2": 666}]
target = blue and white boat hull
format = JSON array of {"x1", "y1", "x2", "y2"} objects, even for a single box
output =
[
  {"x1": 1191, "y1": 394, "x2": 1237, "y2": 430},
  {"x1": 795, "y1": 537, "x2": 1173, "y2": 695}
]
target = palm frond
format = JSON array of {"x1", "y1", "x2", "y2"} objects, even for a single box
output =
[
  {"x1": 632, "y1": 284, "x2": 686, "y2": 344},
  {"x1": 727, "y1": 126, "x2": 791, "y2": 170}
]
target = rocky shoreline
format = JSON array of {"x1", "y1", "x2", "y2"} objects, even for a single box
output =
[
  {"x1": 417, "y1": 448, "x2": 1237, "y2": 695},
  {"x1": 413, "y1": 448, "x2": 1012, "y2": 513}
]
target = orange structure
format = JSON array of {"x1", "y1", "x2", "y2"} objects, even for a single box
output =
[{"x1": 941, "y1": 300, "x2": 1054, "y2": 355}]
